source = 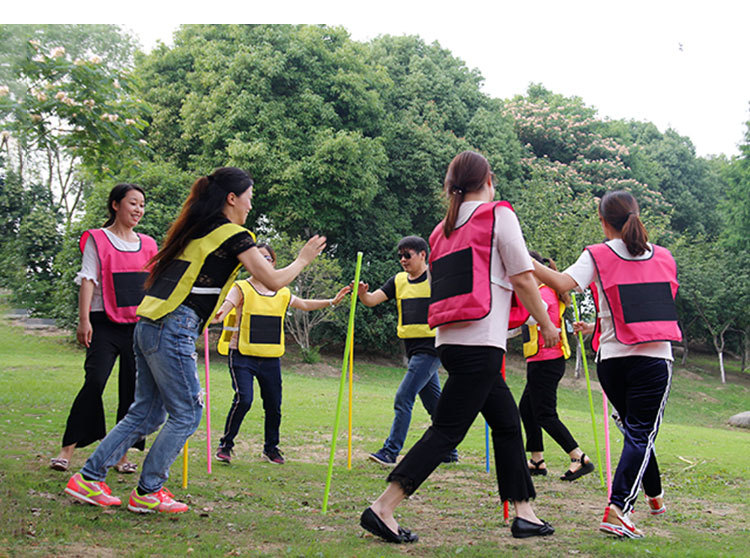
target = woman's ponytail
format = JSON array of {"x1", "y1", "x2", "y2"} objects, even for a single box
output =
[
  {"x1": 442, "y1": 151, "x2": 493, "y2": 238},
  {"x1": 599, "y1": 190, "x2": 649, "y2": 257}
]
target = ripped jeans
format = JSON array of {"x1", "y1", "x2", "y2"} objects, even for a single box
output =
[{"x1": 80, "y1": 304, "x2": 204, "y2": 494}]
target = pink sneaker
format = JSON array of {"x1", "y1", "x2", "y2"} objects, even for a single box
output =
[
  {"x1": 65, "y1": 473, "x2": 121, "y2": 507},
  {"x1": 127, "y1": 487, "x2": 188, "y2": 514},
  {"x1": 645, "y1": 492, "x2": 666, "y2": 515},
  {"x1": 600, "y1": 505, "x2": 644, "y2": 539}
]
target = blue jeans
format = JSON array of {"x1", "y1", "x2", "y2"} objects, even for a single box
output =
[
  {"x1": 219, "y1": 351, "x2": 282, "y2": 453},
  {"x1": 81, "y1": 305, "x2": 204, "y2": 494},
  {"x1": 382, "y1": 352, "x2": 456, "y2": 459}
]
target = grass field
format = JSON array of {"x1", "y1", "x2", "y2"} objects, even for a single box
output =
[{"x1": 0, "y1": 311, "x2": 748, "y2": 557}]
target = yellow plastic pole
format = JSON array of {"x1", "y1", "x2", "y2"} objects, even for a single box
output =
[
  {"x1": 322, "y1": 252, "x2": 362, "y2": 513},
  {"x1": 571, "y1": 293, "x2": 605, "y2": 488},
  {"x1": 347, "y1": 338, "x2": 354, "y2": 470},
  {"x1": 181, "y1": 441, "x2": 188, "y2": 489}
]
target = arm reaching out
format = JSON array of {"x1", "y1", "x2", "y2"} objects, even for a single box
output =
[
  {"x1": 353, "y1": 281, "x2": 388, "y2": 307},
  {"x1": 238, "y1": 235, "x2": 327, "y2": 291},
  {"x1": 291, "y1": 285, "x2": 353, "y2": 311}
]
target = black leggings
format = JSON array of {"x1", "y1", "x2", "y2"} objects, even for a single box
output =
[
  {"x1": 388, "y1": 345, "x2": 535, "y2": 503},
  {"x1": 61, "y1": 312, "x2": 144, "y2": 450},
  {"x1": 519, "y1": 357, "x2": 578, "y2": 454}
]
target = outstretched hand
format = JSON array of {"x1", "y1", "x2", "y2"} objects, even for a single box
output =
[
  {"x1": 332, "y1": 284, "x2": 352, "y2": 305},
  {"x1": 572, "y1": 321, "x2": 595, "y2": 335},
  {"x1": 299, "y1": 235, "x2": 327, "y2": 265}
]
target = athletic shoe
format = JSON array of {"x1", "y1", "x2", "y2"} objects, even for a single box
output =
[
  {"x1": 127, "y1": 487, "x2": 188, "y2": 514},
  {"x1": 368, "y1": 449, "x2": 396, "y2": 466},
  {"x1": 216, "y1": 446, "x2": 232, "y2": 464},
  {"x1": 645, "y1": 492, "x2": 666, "y2": 515},
  {"x1": 599, "y1": 506, "x2": 644, "y2": 539},
  {"x1": 263, "y1": 447, "x2": 285, "y2": 465},
  {"x1": 64, "y1": 472, "x2": 121, "y2": 507},
  {"x1": 442, "y1": 451, "x2": 460, "y2": 464}
]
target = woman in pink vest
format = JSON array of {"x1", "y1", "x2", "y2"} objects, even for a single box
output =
[
  {"x1": 51, "y1": 184, "x2": 158, "y2": 473},
  {"x1": 532, "y1": 190, "x2": 680, "y2": 539},
  {"x1": 359, "y1": 151, "x2": 559, "y2": 543}
]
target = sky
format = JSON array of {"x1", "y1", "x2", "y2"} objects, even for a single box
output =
[{"x1": 9, "y1": 1, "x2": 750, "y2": 157}]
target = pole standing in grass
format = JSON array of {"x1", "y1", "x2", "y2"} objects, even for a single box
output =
[
  {"x1": 532, "y1": 190, "x2": 680, "y2": 539},
  {"x1": 355, "y1": 236, "x2": 458, "y2": 467},
  {"x1": 359, "y1": 151, "x2": 559, "y2": 544},
  {"x1": 212, "y1": 242, "x2": 350, "y2": 465},
  {"x1": 64, "y1": 167, "x2": 325, "y2": 514}
]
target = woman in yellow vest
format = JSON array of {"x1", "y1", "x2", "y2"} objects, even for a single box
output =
[
  {"x1": 65, "y1": 167, "x2": 326, "y2": 514},
  {"x1": 213, "y1": 243, "x2": 350, "y2": 465},
  {"x1": 517, "y1": 252, "x2": 594, "y2": 481}
]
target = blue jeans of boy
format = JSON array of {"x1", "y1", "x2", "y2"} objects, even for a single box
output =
[
  {"x1": 81, "y1": 305, "x2": 204, "y2": 494},
  {"x1": 381, "y1": 352, "x2": 450, "y2": 458},
  {"x1": 219, "y1": 351, "x2": 282, "y2": 453}
]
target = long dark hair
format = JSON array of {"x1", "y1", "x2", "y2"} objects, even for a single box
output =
[
  {"x1": 442, "y1": 151, "x2": 493, "y2": 238},
  {"x1": 145, "y1": 167, "x2": 254, "y2": 289},
  {"x1": 103, "y1": 183, "x2": 145, "y2": 227},
  {"x1": 599, "y1": 190, "x2": 649, "y2": 257},
  {"x1": 529, "y1": 250, "x2": 572, "y2": 307}
]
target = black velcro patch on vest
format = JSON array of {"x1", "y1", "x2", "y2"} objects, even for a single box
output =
[
  {"x1": 147, "y1": 259, "x2": 190, "y2": 300},
  {"x1": 430, "y1": 248, "x2": 473, "y2": 303},
  {"x1": 112, "y1": 271, "x2": 149, "y2": 307},
  {"x1": 249, "y1": 315, "x2": 282, "y2": 344},
  {"x1": 618, "y1": 282, "x2": 677, "y2": 323},
  {"x1": 401, "y1": 297, "x2": 430, "y2": 325},
  {"x1": 522, "y1": 325, "x2": 531, "y2": 343}
]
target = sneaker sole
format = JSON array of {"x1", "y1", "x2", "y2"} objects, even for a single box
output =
[
  {"x1": 600, "y1": 522, "x2": 644, "y2": 539},
  {"x1": 368, "y1": 454, "x2": 396, "y2": 467},
  {"x1": 649, "y1": 507, "x2": 666, "y2": 515},
  {"x1": 65, "y1": 487, "x2": 119, "y2": 507},
  {"x1": 128, "y1": 503, "x2": 188, "y2": 514}
]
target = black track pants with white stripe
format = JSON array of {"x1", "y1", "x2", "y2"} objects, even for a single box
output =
[{"x1": 597, "y1": 356, "x2": 672, "y2": 513}]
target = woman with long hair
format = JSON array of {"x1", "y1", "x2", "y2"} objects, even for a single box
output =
[
  {"x1": 359, "y1": 151, "x2": 559, "y2": 543},
  {"x1": 532, "y1": 190, "x2": 680, "y2": 538},
  {"x1": 518, "y1": 251, "x2": 594, "y2": 481},
  {"x1": 51, "y1": 184, "x2": 157, "y2": 474},
  {"x1": 65, "y1": 167, "x2": 325, "y2": 513}
]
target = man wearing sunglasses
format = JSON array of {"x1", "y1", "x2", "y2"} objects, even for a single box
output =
[{"x1": 356, "y1": 236, "x2": 459, "y2": 466}]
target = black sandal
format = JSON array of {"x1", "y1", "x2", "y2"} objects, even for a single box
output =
[
  {"x1": 528, "y1": 458, "x2": 548, "y2": 476},
  {"x1": 560, "y1": 453, "x2": 594, "y2": 481}
]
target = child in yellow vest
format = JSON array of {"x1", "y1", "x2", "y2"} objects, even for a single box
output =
[
  {"x1": 518, "y1": 251, "x2": 594, "y2": 481},
  {"x1": 212, "y1": 243, "x2": 350, "y2": 464}
]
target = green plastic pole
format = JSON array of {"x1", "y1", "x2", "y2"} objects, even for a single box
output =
[
  {"x1": 571, "y1": 293, "x2": 605, "y2": 488},
  {"x1": 322, "y1": 251, "x2": 363, "y2": 513}
]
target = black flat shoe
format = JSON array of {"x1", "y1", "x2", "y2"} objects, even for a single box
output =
[
  {"x1": 511, "y1": 517, "x2": 555, "y2": 539},
  {"x1": 360, "y1": 507, "x2": 418, "y2": 544}
]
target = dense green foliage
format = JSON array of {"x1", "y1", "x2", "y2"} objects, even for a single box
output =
[{"x1": 1, "y1": 24, "x2": 747, "y2": 368}]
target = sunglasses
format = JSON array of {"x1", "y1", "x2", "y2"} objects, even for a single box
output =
[{"x1": 398, "y1": 252, "x2": 414, "y2": 261}]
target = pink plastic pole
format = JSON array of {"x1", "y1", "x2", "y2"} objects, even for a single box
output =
[
  {"x1": 602, "y1": 393, "x2": 612, "y2": 499},
  {"x1": 204, "y1": 328, "x2": 212, "y2": 474},
  {"x1": 501, "y1": 356, "x2": 509, "y2": 524}
]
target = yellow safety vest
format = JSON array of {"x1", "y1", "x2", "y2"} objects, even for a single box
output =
[
  {"x1": 218, "y1": 280, "x2": 291, "y2": 358},
  {"x1": 395, "y1": 271, "x2": 435, "y2": 339},
  {"x1": 137, "y1": 223, "x2": 254, "y2": 332},
  {"x1": 522, "y1": 287, "x2": 571, "y2": 359}
]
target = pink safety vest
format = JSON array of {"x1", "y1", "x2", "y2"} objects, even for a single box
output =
[
  {"x1": 79, "y1": 229, "x2": 158, "y2": 323},
  {"x1": 587, "y1": 242, "x2": 681, "y2": 350},
  {"x1": 428, "y1": 201, "x2": 514, "y2": 328}
]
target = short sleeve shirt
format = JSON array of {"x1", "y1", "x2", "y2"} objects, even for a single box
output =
[{"x1": 379, "y1": 271, "x2": 437, "y2": 358}]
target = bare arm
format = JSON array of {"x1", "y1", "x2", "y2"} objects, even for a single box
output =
[
  {"x1": 573, "y1": 321, "x2": 595, "y2": 335},
  {"x1": 510, "y1": 270, "x2": 559, "y2": 348},
  {"x1": 237, "y1": 235, "x2": 326, "y2": 291},
  {"x1": 77, "y1": 279, "x2": 95, "y2": 347},
  {"x1": 532, "y1": 259, "x2": 578, "y2": 293},
  {"x1": 212, "y1": 285, "x2": 241, "y2": 324},
  {"x1": 291, "y1": 285, "x2": 352, "y2": 311},
  {"x1": 354, "y1": 281, "x2": 388, "y2": 307}
]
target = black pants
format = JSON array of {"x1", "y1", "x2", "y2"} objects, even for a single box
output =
[
  {"x1": 388, "y1": 345, "x2": 535, "y2": 503},
  {"x1": 519, "y1": 357, "x2": 578, "y2": 454},
  {"x1": 597, "y1": 356, "x2": 671, "y2": 513},
  {"x1": 62, "y1": 312, "x2": 144, "y2": 450}
]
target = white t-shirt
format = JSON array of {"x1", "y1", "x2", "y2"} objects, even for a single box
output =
[
  {"x1": 564, "y1": 239, "x2": 673, "y2": 362},
  {"x1": 435, "y1": 202, "x2": 533, "y2": 350},
  {"x1": 76, "y1": 229, "x2": 141, "y2": 312}
]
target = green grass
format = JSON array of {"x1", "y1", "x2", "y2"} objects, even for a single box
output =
[{"x1": 0, "y1": 314, "x2": 748, "y2": 557}]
